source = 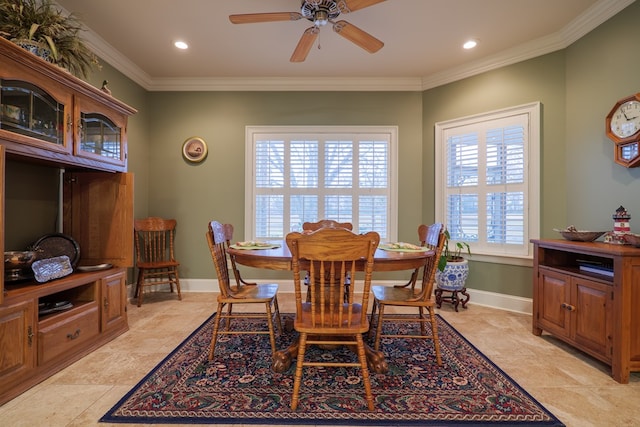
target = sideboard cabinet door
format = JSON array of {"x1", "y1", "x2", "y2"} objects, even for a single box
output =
[
  {"x1": 0, "y1": 299, "x2": 36, "y2": 401},
  {"x1": 101, "y1": 270, "x2": 128, "y2": 333},
  {"x1": 63, "y1": 171, "x2": 134, "y2": 268}
]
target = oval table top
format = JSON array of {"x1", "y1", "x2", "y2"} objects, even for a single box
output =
[{"x1": 228, "y1": 240, "x2": 434, "y2": 272}]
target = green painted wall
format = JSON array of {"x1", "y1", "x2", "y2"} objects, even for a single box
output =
[
  {"x1": 421, "y1": 51, "x2": 568, "y2": 297},
  {"x1": 564, "y1": 1, "x2": 640, "y2": 227},
  {"x1": 144, "y1": 91, "x2": 424, "y2": 279}
]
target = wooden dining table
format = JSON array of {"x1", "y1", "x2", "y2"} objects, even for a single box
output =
[{"x1": 228, "y1": 240, "x2": 435, "y2": 374}]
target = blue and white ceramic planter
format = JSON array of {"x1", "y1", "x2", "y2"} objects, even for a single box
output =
[
  {"x1": 13, "y1": 39, "x2": 53, "y2": 62},
  {"x1": 435, "y1": 259, "x2": 469, "y2": 291}
]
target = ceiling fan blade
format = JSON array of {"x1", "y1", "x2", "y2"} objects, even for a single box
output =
[
  {"x1": 290, "y1": 27, "x2": 320, "y2": 62},
  {"x1": 332, "y1": 20, "x2": 384, "y2": 53},
  {"x1": 229, "y1": 12, "x2": 302, "y2": 24},
  {"x1": 338, "y1": 0, "x2": 387, "y2": 13}
]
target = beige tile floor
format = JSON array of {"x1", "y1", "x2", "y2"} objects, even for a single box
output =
[{"x1": 1, "y1": 291, "x2": 639, "y2": 427}]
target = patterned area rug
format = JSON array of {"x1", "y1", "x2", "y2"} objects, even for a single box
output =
[{"x1": 101, "y1": 313, "x2": 564, "y2": 426}]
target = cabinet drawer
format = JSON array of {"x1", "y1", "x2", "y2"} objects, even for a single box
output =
[{"x1": 38, "y1": 304, "x2": 100, "y2": 365}]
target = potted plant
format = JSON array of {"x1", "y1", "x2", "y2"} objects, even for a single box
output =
[
  {"x1": 437, "y1": 229, "x2": 471, "y2": 271},
  {"x1": 435, "y1": 229, "x2": 472, "y2": 310},
  {"x1": 0, "y1": 0, "x2": 99, "y2": 78}
]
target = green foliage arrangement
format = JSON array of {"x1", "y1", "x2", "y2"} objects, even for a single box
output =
[
  {"x1": 438, "y1": 229, "x2": 472, "y2": 271},
  {"x1": 0, "y1": 0, "x2": 100, "y2": 78}
]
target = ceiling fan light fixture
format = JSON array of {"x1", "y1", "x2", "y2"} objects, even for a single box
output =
[
  {"x1": 314, "y1": 10, "x2": 329, "y2": 26},
  {"x1": 301, "y1": 0, "x2": 341, "y2": 23}
]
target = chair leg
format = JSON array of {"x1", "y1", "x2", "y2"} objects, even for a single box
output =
[
  {"x1": 273, "y1": 297, "x2": 283, "y2": 332},
  {"x1": 428, "y1": 307, "x2": 442, "y2": 366},
  {"x1": 367, "y1": 299, "x2": 378, "y2": 339},
  {"x1": 291, "y1": 332, "x2": 308, "y2": 410},
  {"x1": 209, "y1": 303, "x2": 224, "y2": 361},
  {"x1": 374, "y1": 303, "x2": 385, "y2": 351},
  {"x1": 173, "y1": 270, "x2": 182, "y2": 300},
  {"x1": 418, "y1": 306, "x2": 426, "y2": 335},
  {"x1": 355, "y1": 333, "x2": 375, "y2": 411},
  {"x1": 136, "y1": 269, "x2": 145, "y2": 307},
  {"x1": 225, "y1": 303, "x2": 233, "y2": 331},
  {"x1": 265, "y1": 301, "x2": 277, "y2": 355}
]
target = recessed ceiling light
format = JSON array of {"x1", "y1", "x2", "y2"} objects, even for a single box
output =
[
  {"x1": 463, "y1": 40, "x2": 477, "y2": 50},
  {"x1": 174, "y1": 41, "x2": 189, "y2": 50}
]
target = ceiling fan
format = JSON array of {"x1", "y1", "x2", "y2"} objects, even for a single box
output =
[{"x1": 229, "y1": 0, "x2": 386, "y2": 62}]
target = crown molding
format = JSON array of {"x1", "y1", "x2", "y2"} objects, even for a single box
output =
[
  {"x1": 82, "y1": 30, "x2": 153, "y2": 89},
  {"x1": 420, "y1": 0, "x2": 634, "y2": 90},
  {"x1": 78, "y1": 0, "x2": 634, "y2": 92},
  {"x1": 146, "y1": 76, "x2": 424, "y2": 92}
]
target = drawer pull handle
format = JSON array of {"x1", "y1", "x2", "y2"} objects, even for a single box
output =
[
  {"x1": 28, "y1": 326, "x2": 34, "y2": 347},
  {"x1": 67, "y1": 329, "x2": 81, "y2": 340},
  {"x1": 104, "y1": 297, "x2": 109, "y2": 309}
]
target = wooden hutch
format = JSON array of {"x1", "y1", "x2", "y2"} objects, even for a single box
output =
[
  {"x1": 0, "y1": 37, "x2": 136, "y2": 404},
  {"x1": 531, "y1": 238, "x2": 640, "y2": 383}
]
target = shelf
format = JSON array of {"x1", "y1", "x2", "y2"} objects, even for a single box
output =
[
  {"x1": 1, "y1": 118, "x2": 62, "y2": 144},
  {"x1": 37, "y1": 281, "x2": 96, "y2": 322},
  {"x1": 539, "y1": 265, "x2": 613, "y2": 284}
]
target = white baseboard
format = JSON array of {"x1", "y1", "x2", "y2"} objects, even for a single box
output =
[
  {"x1": 131, "y1": 278, "x2": 532, "y2": 315},
  {"x1": 462, "y1": 288, "x2": 532, "y2": 314}
]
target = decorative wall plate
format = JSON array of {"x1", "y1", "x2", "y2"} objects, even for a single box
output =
[{"x1": 182, "y1": 136, "x2": 208, "y2": 163}]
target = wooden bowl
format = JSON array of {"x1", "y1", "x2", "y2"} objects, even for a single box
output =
[{"x1": 555, "y1": 230, "x2": 606, "y2": 242}]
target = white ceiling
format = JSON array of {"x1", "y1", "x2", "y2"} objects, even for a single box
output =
[{"x1": 54, "y1": 0, "x2": 634, "y2": 91}]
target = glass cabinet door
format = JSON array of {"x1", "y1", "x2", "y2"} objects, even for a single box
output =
[
  {"x1": 79, "y1": 113, "x2": 122, "y2": 161},
  {"x1": 0, "y1": 79, "x2": 65, "y2": 145},
  {"x1": 75, "y1": 92, "x2": 127, "y2": 169}
]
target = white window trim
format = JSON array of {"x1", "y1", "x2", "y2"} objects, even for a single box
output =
[
  {"x1": 244, "y1": 125, "x2": 398, "y2": 241},
  {"x1": 435, "y1": 102, "x2": 540, "y2": 267}
]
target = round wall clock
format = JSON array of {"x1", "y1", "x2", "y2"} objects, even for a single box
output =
[
  {"x1": 182, "y1": 136, "x2": 208, "y2": 163},
  {"x1": 606, "y1": 93, "x2": 640, "y2": 144}
]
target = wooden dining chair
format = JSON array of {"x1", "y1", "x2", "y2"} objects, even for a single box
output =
[
  {"x1": 392, "y1": 223, "x2": 434, "y2": 291},
  {"x1": 221, "y1": 224, "x2": 257, "y2": 288},
  {"x1": 133, "y1": 217, "x2": 182, "y2": 307},
  {"x1": 302, "y1": 219, "x2": 353, "y2": 301},
  {"x1": 286, "y1": 227, "x2": 380, "y2": 411},
  {"x1": 206, "y1": 220, "x2": 282, "y2": 361},
  {"x1": 302, "y1": 219, "x2": 353, "y2": 232},
  {"x1": 369, "y1": 223, "x2": 445, "y2": 366}
]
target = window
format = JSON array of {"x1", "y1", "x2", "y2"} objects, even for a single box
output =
[
  {"x1": 435, "y1": 103, "x2": 540, "y2": 262},
  {"x1": 245, "y1": 126, "x2": 398, "y2": 241}
]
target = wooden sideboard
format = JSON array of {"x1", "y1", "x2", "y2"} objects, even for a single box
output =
[
  {"x1": 531, "y1": 239, "x2": 640, "y2": 383},
  {"x1": 1, "y1": 36, "x2": 136, "y2": 404},
  {"x1": 0, "y1": 268, "x2": 128, "y2": 405}
]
